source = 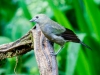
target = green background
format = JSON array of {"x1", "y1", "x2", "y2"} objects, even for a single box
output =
[{"x1": 0, "y1": 0, "x2": 100, "y2": 75}]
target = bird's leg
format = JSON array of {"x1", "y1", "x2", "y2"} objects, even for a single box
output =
[
  {"x1": 50, "y1": 46, "x2": 64, "y2": 56},
  {"x1": 49, "y1": 34, "x2": 66, "y2": 56},
  {"x1": 55, "y1": 46, "x2": 64, "y2": 55}
]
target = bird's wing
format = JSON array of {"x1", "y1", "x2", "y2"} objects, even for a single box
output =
[
  {"x1": 60, "y1": 28, "x2": 80, "y2": 43},
  {"x1": 60, "y1": 28, "x2": 92, "y2": 50},
  {"x1": 49, "y1": 21, "x2": 65, "y2": 34}
]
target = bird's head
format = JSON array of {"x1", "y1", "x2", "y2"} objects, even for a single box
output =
[{"x1": 30, "y1": 14, "x2": 50, "y2": 24}]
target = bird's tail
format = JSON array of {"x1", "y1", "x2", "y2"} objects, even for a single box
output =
[
  {"x1": 60, "y1": 28, "x2": 92, "y2": 50},
  {"x1": 80, "y1": 41, "x2": 92, "y2": 50}
]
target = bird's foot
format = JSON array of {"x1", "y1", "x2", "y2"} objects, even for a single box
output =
[{"x1": 50, "y1": 52, "x2": 57, "y2": 56}]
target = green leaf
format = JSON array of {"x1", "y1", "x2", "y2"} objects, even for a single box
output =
[
  {"x1": 47, "y1": 0, "x2": 73, "y2": 30},
  {"x1": 19, "y1": 0, "x2": 32, "y2": 20},
  {"x1": 66, "y1": 34, "x2": 88, "y2": 75},
  {"x1": 83, "y1": 0, "x2": 100, "y2": 41},
  {"x1": 0, "y1": 36, "x2": 11, "y2": 45},
  {"x1": 73, "y1": 0, "x2": 91, "y2": 34},
  {"x1": 11, "y1": 18, "x2": 32, "y2": 41}
]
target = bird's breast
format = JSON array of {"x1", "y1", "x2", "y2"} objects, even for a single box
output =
[{"x1": 40, "y1": 25, "x2": 52, "y2": 40}]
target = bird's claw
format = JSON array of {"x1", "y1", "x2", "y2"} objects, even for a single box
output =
[{"x1": 50, "y1": 52, "x2": 57, "y2": 56}]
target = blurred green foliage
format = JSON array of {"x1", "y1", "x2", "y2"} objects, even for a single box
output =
[{"x1": 0, "y1": 0, "x2": 100, "y2": 75}]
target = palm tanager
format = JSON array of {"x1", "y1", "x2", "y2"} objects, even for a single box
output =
[{"x1": 30, "y1": 14, "x2": 91, "y2": 55}]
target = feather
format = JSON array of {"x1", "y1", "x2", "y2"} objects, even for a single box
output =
[
  {"x1": 80, "y1": 41, "x2": 92, "y2": 50},
  {"x1": 60, "y1": 28, "x2": 92, "y2": 50},
  {"x1": 60, "y1": 28, "x2": 80, "y2": 43}
]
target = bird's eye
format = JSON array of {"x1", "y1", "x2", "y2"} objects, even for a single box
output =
[{"x1": 36, "y1": 16, "x2": 39, "y2": 18}]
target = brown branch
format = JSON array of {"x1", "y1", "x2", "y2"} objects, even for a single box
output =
[
  {"x1": 0, "y1": 24, "x2": 58, "y2": 75},
  {"x1": 32, "y1": 24, "x2": 58, "y2": 75},
  {"x1": 0, "y1": 30, "x2": 33, "y2": 60}
]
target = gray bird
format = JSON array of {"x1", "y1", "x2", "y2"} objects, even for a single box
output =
[{"x1": 30, "y1": 14, "x2": 91, "y2": 55}]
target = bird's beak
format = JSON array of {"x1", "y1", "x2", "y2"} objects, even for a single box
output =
[{"x1": 30, "y1": 19, "x2": 34, "y2": 22}]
